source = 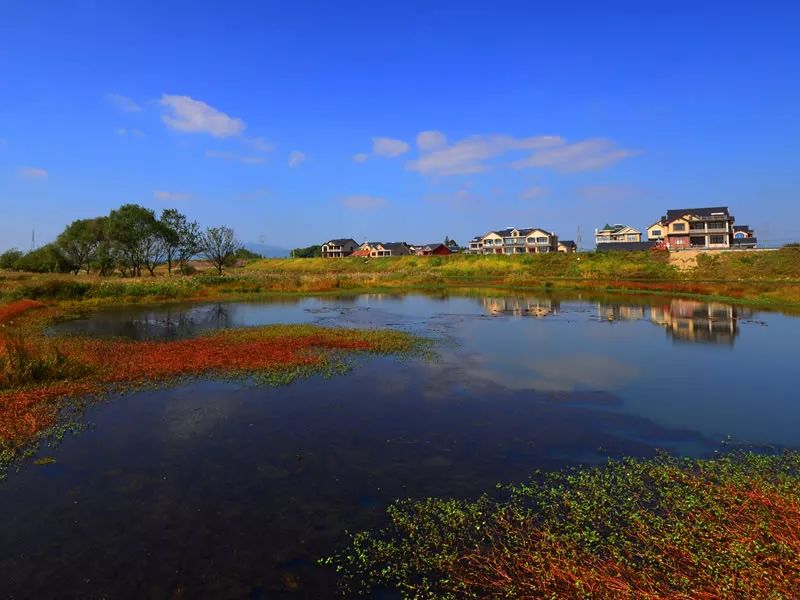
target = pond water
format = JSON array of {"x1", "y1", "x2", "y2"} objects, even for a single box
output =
[{"x1": 2, "y1": 292, "x2": 798, "y2": 598}]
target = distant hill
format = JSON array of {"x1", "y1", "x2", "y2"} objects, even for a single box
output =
[{"x1": 243, "y1": 242, "x2": 290, "y2": 258}]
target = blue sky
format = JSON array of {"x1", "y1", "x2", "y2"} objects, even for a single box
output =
[{"x1": 1, "y1": 0, "x2": 799, "y2": 251}]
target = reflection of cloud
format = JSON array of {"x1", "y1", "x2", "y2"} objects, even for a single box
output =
[
  {"x1": 468, "y1": 352, "x2": 639, "y2": 392},
  {"x1": 529, "y1": 356, "x2": 639, "y2": 391}
]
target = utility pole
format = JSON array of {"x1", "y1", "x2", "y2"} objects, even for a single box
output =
[
  {"x1": 576, "y1": 226, "x2": 583, "y2": 252},
  {"x1": 31, "y1": 230, "x2": 36, "y2": 252}
]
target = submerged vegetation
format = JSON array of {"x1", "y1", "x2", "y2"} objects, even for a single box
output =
[
  {"x1": 326, "y1": 451, "x2": 800, "y2": 599},
  {"x1": 0, "y1": 299, "x2": 425, "y2": 477}
]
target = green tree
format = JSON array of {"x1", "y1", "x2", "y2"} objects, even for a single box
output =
[
  {"x1": 202, "y1": 226, "x2": 240, "y2": 274},
  {"x1": 160, "y1": 209, "x2": 202, "y2": 275},
  {"x1": 106, "y1": 204, "x2": 163, "y2": 277},
  {"x1": 56, "y1": 218, "x2": 104, "y2": 273},
  {"x1": 291, "y1": 244, "x2": 322, "y2": 258},
  {"x1": 0, "y1": 249, "x2": 23, "y2": 269},
  {"x1": 14, "y1": 244, "x2": 72, "y2": 273}
]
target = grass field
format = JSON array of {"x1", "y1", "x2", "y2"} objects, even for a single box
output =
[{"x1": 2, "y1": 248, "x2": 800, "y2": 309}]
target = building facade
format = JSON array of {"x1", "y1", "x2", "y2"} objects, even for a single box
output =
[
  {"x1": 469, "y1": 227, "x2": 559, "y2": 255},
  {"x1": 354, "y1": 241, "x2": 412, "y2": 257},
  {"x1": 595, "y1": 224, "x2": 642, "y2": 245},
  {"x1": 410, "y1": 243, "x2": 453, "y2": 256},
  {"x1": 321, "y1": 238, "x2": 359, "y2": 258},
  {"x1": 647, "y1": 207, "x2": 738, "y2": 250}
]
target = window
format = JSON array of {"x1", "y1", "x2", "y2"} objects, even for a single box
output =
[
  {"x1": 536, "y1": 236, "x2": 548, "y2": 243},
  {"x1": 708, "y1": 221, "x2": 726, "y2": 230},
  {"x1": 627, "y1": 234, "x2": 638, "y2": 241},
  {"x1": 650, "y1": 229, "x2": 662, "y2": 237},
  {"x1": 672, "y1": 223, "x2": 686, "y2": 232},
  {"x1": 734, "y1": 232, "x2": 745, "y2": 239},
  {"x1": 690, "y1": 222, "x2": 705, "y2": 230},
  {"x1": 710, "y1": 235, "x2": 726, "y2": 244},
  {"x1": 526, "y1": 237, "x2": 535, "y2": 243}
]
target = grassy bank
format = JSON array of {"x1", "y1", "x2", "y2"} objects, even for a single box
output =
[
  {"x1": 0, "y1": 300, "x2": 425, "y2": 478},
  {"x1": 2, "y1": 248, "x2": 800, "y2": 309},
  {"x1": 326, "y1": 451, "x2": 800, "y2": 599}
]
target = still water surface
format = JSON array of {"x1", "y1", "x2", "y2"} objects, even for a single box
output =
[{"x1": 2, "y1": 292, "x2": 797, "y2": 598}]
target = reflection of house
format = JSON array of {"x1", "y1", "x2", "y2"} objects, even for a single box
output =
[
  {"x1": 647, "y1": 207, "x2": 738, "y2": 250},
  {"x1": 732, "y1": 225, "x2": 758, "y2": 249},
  {"x1": 321, "y1": 238, "x2": 359, "y2": 258},
  {"x1": 409, "y1": 243, "x2": 453, "y2": 256},
  {"x1": 595, "y1": 224, "x2": 642, "y2": 245},
  {"x1": 558, "y1": 240, "x2": 577, "y2": 253},
  {"x1": 649, "y1": 299, "x2": 739, "y2": 344},
  {"x1": 353, "y1": 242, "x2": 412, "y2": 257},
  {"x1": 483, "y1": 297, "x2": 560, "y2": 317},
  {"x1": 470, "y1": 227, "x2": 559, "y2": 255},
  {"x1": 597, "y1": 304, "x2": 646, "y2": 321}
]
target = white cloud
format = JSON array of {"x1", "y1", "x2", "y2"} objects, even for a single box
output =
[
  {"x1": 18, "y1": 166, "x2": 48, "y2": 180},
  {"x1": 407, "y1": 134, "x2": 563, "y2": 176},
  {"x1": 520, "y1": 186, "x2": 548, "y2": 200},
  {"x1": 160, "y1": 94, "x2": 245, "y2": 137},
  {"x1": 245, "y1": 137, "x2": 275, "y2": 153},
  {"x1": 288, "y1": 151, "x2": 307, "y2": 168},
  {"x1": 206, "y1": 150, "x2": 237, "y2": 161},
  {"x1": 343, "y1": 195, "x2": 388, "y2": 210},
  {"x1": 0, "y1": 138, "x2": 7, "y2": 145},
  {"x1": 154, "y1": 190, "x2": 190, "y2": 201},
  {"x1": 206, "y1": 150, "x2": 264, "y2": 165},
  {"x1": 107, "y1": 93, "x2": 141, "y2": 112},
  {"x1": 512, "y1": 138, "x2": 639, "y2": 172},
  {"x1": 372, "y1": 136, "x2": 410, "y2": 157},
  {"x1": 352, "y1": 152, "x2": 369, "y2": 164},
  {"x1": 115, "y1": 127, "x2": 145, "y2": 137},
  {"x1": 416, "y1": 130, "x2": 447, "y2": 152}
]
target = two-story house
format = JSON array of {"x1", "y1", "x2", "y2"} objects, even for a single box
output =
[
  {"x1": 595, "y1": 224, "x2": 642, "y2": 245},
  {"x1": 354, "y1": 241, "x2": 412, "y2": 257},
  {"x1": 647, "y1": 207, "x2": 735, "y2": 250},
  {"x1": 475, "y1": 227, "x2": 559, "y2": 255},
  {"x1": 321, "y1": 238, "x2": 359, "y2": 258}
]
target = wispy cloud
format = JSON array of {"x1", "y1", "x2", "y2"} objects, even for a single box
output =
[
  {"x1": 244, "y1": 137, "x2": 275, "y2": 153},
  {"x1": 352, "y1": 152, "x2": 369, "y2": 164},
  {"x1": 407, "y1": 134, "x2": 563, "y2": 176},
  {"x1": 154, "y1": 190, "x2": 190, "y2": 201},
  {"x1": 520, "y1": 186, "x2": 549, "y2": 200},
  {"x1": 343, "y1": 195, "x2": 388, "y2": 210},
  {"x1": 0, "y1": 138, "x2": 7, "y2": 146},
  {"x1": 416, "y1": 130, "x2": 447, "y2": 152},
  {"x1": 206, "y1": 150, "x2": 264, "y2": 165},
  {"x1": 107, "y1": 93, "x2": 141, "y2": 112},
  {"x1": 288, "y1": 151, "x2": 307, "y2": 168},
  {"x1": 576, "y1": 183, "x2": 647, "y2": 202},
  {"x1": 372, "y1": 136, "x2": 410, "y2": 157},
  {"x1": 115, "y1": 127, "x2": 145, "y2": 137},
  {"x1": 160, "y1": 94, "x2": 245, "y2": 137},
  {"x1": 18, "y1": 166, "x2": 48, "y2": 180},
  {"x1": 512, "y1": 139, "x2": 639, "y2": 172}
]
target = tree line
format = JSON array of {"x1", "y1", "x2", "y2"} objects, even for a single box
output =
[{"x1": 0, "y1": 204, "x2": 249, "y2": 276}]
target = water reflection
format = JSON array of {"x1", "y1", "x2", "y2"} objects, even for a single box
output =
[
  {"x1": 482, "y1": 296, "x2": 560, "y2": 317},
  {"x1": 594, "y1": 299, "x2": 751, "y2": 345}
]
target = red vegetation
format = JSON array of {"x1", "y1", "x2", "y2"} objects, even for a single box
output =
[
  {"x1": 0, "y1": 318, "x2": 415, "y2": 449},
  {"x1": 453, "y1": 477, "x2": 800, "y2": 599},
  {"x1": 0, "y1": 299, "x2": 46, "y2": 324}
]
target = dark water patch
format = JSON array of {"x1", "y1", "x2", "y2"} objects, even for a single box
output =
[{"x1": 0, "y1": 358, "x2": 717, "y2": 599}]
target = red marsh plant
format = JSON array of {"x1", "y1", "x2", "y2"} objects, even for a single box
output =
[
  {"x1": 325, "y1": 452, "x2": 800, "y2": 599},
  {"x1": 0, "y1": 301, "x2": 424, "y2": 465}
]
